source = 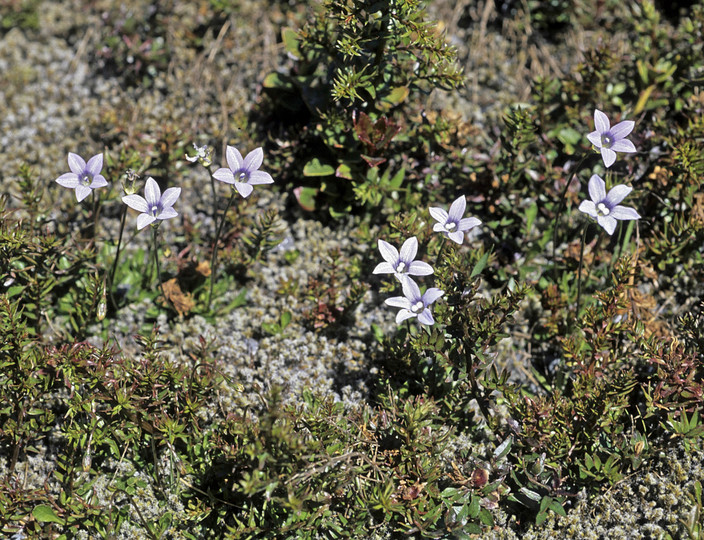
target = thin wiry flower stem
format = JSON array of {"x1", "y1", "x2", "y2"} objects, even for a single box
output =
[
  {"x1": 107, "y1": 204, "x2": 128, "y2": 307},
  {"x1": 552, "y1": 153, "x2": 589, "y2": 275},
  {"x1": 435, "y1": 237, "x2": 447, "y2": 267},
  {"x1": 576, "y1": 223, "x2": 589, "y2": 321},
  {"x1": 208, "y1": 191, "x2": 237, "y2": 311},
  {"x1": 152, "y1": 226, "x2": 170, "y2": 311}
]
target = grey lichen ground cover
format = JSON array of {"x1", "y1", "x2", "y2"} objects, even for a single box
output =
[{"x1": 1, "y1": 0, "x2": 704, "y2": 538}]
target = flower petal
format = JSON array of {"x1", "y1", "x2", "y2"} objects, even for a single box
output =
[
  {"x1": 408, "y1": 261, "x2": 434, "y2": 276},
  {"x1": 86, "y1": 154, "x2": 103, "y2": 176},
  {"x1": 144, "y1": 177, "x2": 161, "y2": 206},
  {"x1": 422, "y1": 288, "x2": 444, "y2": 305},
  {"x1": 157, "y1": 207, "x2": 178, "y2": 220},
  {"x1": 243, "y1": 147, "x2": 264, "y2": 172},
  {"x1": 578, "y1": 200, "x2": 597, "y2": 218},
  {"x1": 601, "y1": 147, "x2": 617, "y2": 168},
  {"x1": 235, "y1": 182, "x2": 254, "y2": 198},
  {"x1": 458, "y1": 217, "x2": 481, "y2": 232},
  {"x1": 137, "y1": 213, "x2": 156, "y2": 230},
  {"x1": 417, "y1": 309, "x2": 434, "y2": 326},
  {"x1": 610, "y1": 120, "x2": 634, "y2": 140},
  {"x1": 385, "y1": 296, "x2": 412, "y2": 309},
  {"x1": 90, "y1": 174, "x2": 108, "y2": 188},
  {"x1": 160, "y1": 187, "x2": 181, "y2": 210},
  {"x1": 611, "y1": 139, "x2": 636, "y2": 154},
  {"x1": 594, "y1": 109, "x2": 610, "y2": 134},
  {"x1": 429, "y1": 206, "x2": 448, "y2": 224},
  {"x1": 400, "y1": 276, "x2": 421, "y2": 303},
  {"x1": 226, "y1": 146, "x2": 244, "y2": 172},
  {"x1": 248, "y1": 171, "x2": 274, "y2": 185},
  {"x1": 67, "y1": 152, "x2": 86, "y2": 175},
  {"x1": 373, "y1": 262, "x2": 395, "y2": 274},
  {"x1": 605, "y1": 184, "x2": 632, "y2": 207},
  {"x1": 610, "y1": 205, "x2": 640, "y2": 221},
  {"x1": 75, "y1": 185, "x2": 92, "y2": 202},
  {"x1": 122, "y1": 194, "x2": 149, "y2": 213},
  {"x1": 448, "y1": 196, "x2": 466, "y2": 221},
  {"x1": 399, "y1": 236, "x2": 418, "y2": 263},
  {"x1": 447, "y1": 230, "x2": 465, "y2": 244},
  {"x1": 213, "y1": 168, "x2": 235, "y2": 184},
  {"x1": 378, "y1": 239, "x2": 399, "y2": 265},
  {"x1": 588, "y1": 175, "x2": 606, "y2": 203},
  {"x1": 56, "y1": 172, "x2": 79, "y2": 188},
  {"x1": 596, "y1": 215, "x2": 617, "y2": 235},
  {"x1": 396, "y1": 309, "x2": 417, "y2": 324},
  {"x1": 586, "y1": 130, "x2": 602, "y2": 148}
]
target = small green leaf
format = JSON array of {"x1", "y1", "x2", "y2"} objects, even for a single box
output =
[
  {"x1": 493, "y1": 435, "x2": 512, "y2": 460},
  {"x1": 33, "y1": 504, "x2": 65, "y2": 524},
  {"x1": 281, "y1": 27, "x2": 300, "y2": 58},
  {"x1": 294, "y1": 187, "x2": 318, "y2": 211},
  {"x1": 280, "y1": 311, "x2": 292, "y2": 328},
  {"x1": 303, "y1": 158, "x2": 335, "y2": 177},
  {"x1": 470, "y1": 251, "x2": 490, "y2": 279}
]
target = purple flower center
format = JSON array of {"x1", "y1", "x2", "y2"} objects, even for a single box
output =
[
  {"x1": 395, "y1": 261, "x2": 407, "y2": 273},
  {"x1": 444, "y1": 221, "x2": 457, "y2": 232},
  {"x1": 237, "y1": 170, "x2": 249, "y2": 182},
  {"x1": 411, "y1": 300, "x2": 424, "y2": 314},
  {"x1": 596, "y1": 202, "x2": 610, "y2": 216},
  {"x1": 150, "y1": 204, "x2": 160, "y2": 216},
  {"x1": 601, "y1": 132, "x2": 614, "y2": 148}
]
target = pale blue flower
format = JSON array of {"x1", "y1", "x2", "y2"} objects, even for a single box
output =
[
  {"x1": 55, "y1": 152, "x2": 108, "y2": 202},
  {"x1": 578, "y1": 174, "x2": 640, "y2": 235},
  {"x1": 212, "y1": 146, "x2": 274, "y2": 198},
  {"x1": 122, "y1": 177, "x2": 181, "y2": 230},
  {"x1": 587, "y1": 109, "x2": 636, "y2": 168},
  {"x1": 429, "y1": 195, "x2": 481, "y2": 244},
  {"x1": 385, "y1": 277, "x2": 443, "y2": 325},
  {"x1": 373, "y1": 236, "x2": 433, "y2": 281}
]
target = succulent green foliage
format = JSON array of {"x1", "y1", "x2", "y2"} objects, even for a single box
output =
[{"x1": 261, "y1": 0, "x2": 463, "y2": 216}]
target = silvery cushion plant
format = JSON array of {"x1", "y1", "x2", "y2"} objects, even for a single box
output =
[
  {"x1": 587, "y1": 109, "x2": 637, "y2": 168},
  {"x1": 373, "y1": 236, "x2": 433, "y2": 281},
  {"x1": 122, "y1": 177, "x2": 182, "y2": 230},
  {"x1": 429, "y1": 195, "x2": 481, "y2": 245},
  {"x1": 55, "y1": 152, "x2": 108, "y2": 202},
  {"x1": 212, "y1": 146, "x2": 274, "y2": 198},
  {"x1": 385, "y1": 276, "x2": 444, "y2": 325},
  {"x1": 578, "y1": 174, "x2": 640, "y2": 235}
]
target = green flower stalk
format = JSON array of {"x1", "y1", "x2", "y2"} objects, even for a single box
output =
[{"x1": 207, "y1": 146, "x2": 274, "y2": 311}]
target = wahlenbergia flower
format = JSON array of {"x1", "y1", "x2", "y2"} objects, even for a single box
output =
[
  {"x1": 385, "y1": 277, "x2": 443, "y2": 325},
  {"x1": 212, "y1": 146, "x2": 274, "y2": 198},
  {"x1": 186, "y1": 143, "x2": 213, "y2": 168},
  {"x1": 122, "y1": 177, "x2": 181, "y2": 230},
  {"x1": 55, "y1": 152, "x2": 108, "y2": 202},
  {"x1": 373, "y1": 237, "x2": 433, "y2": 280},
  {"x1": 578, "y1": 174, "x2": 640, "y2": 235},
  {"x1": 429, "y1": 195, "x2": 481, "y2": 244},
  {"x1": 587, "y1": 109, "x2": 636, "y2": 168}
]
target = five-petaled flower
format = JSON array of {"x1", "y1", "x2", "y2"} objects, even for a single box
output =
[
  {"x1": 373, "y1": 237, "x2": 433, "y2": 281},
  {"x1": 212, "y1": 146, "x2": 274, "y2": 198},
  {"x1": 429, "y1": 195, "x2": 481, "y2": 245},
  {"x1": 587, "y1": 109, "x2": 636, "y2": 168},
  {"x1": 55, "y1": 152, "x2": 108, "y2": 202},
  {"x1": 385, "y1": 277, "x2": 443, "y2": 326},
  {"x1": 578, "y1": 174, "x2": 640, "y2": 235},
  {"x1": 122, "y1": 177, "x2": 181, "y2": 230}
]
